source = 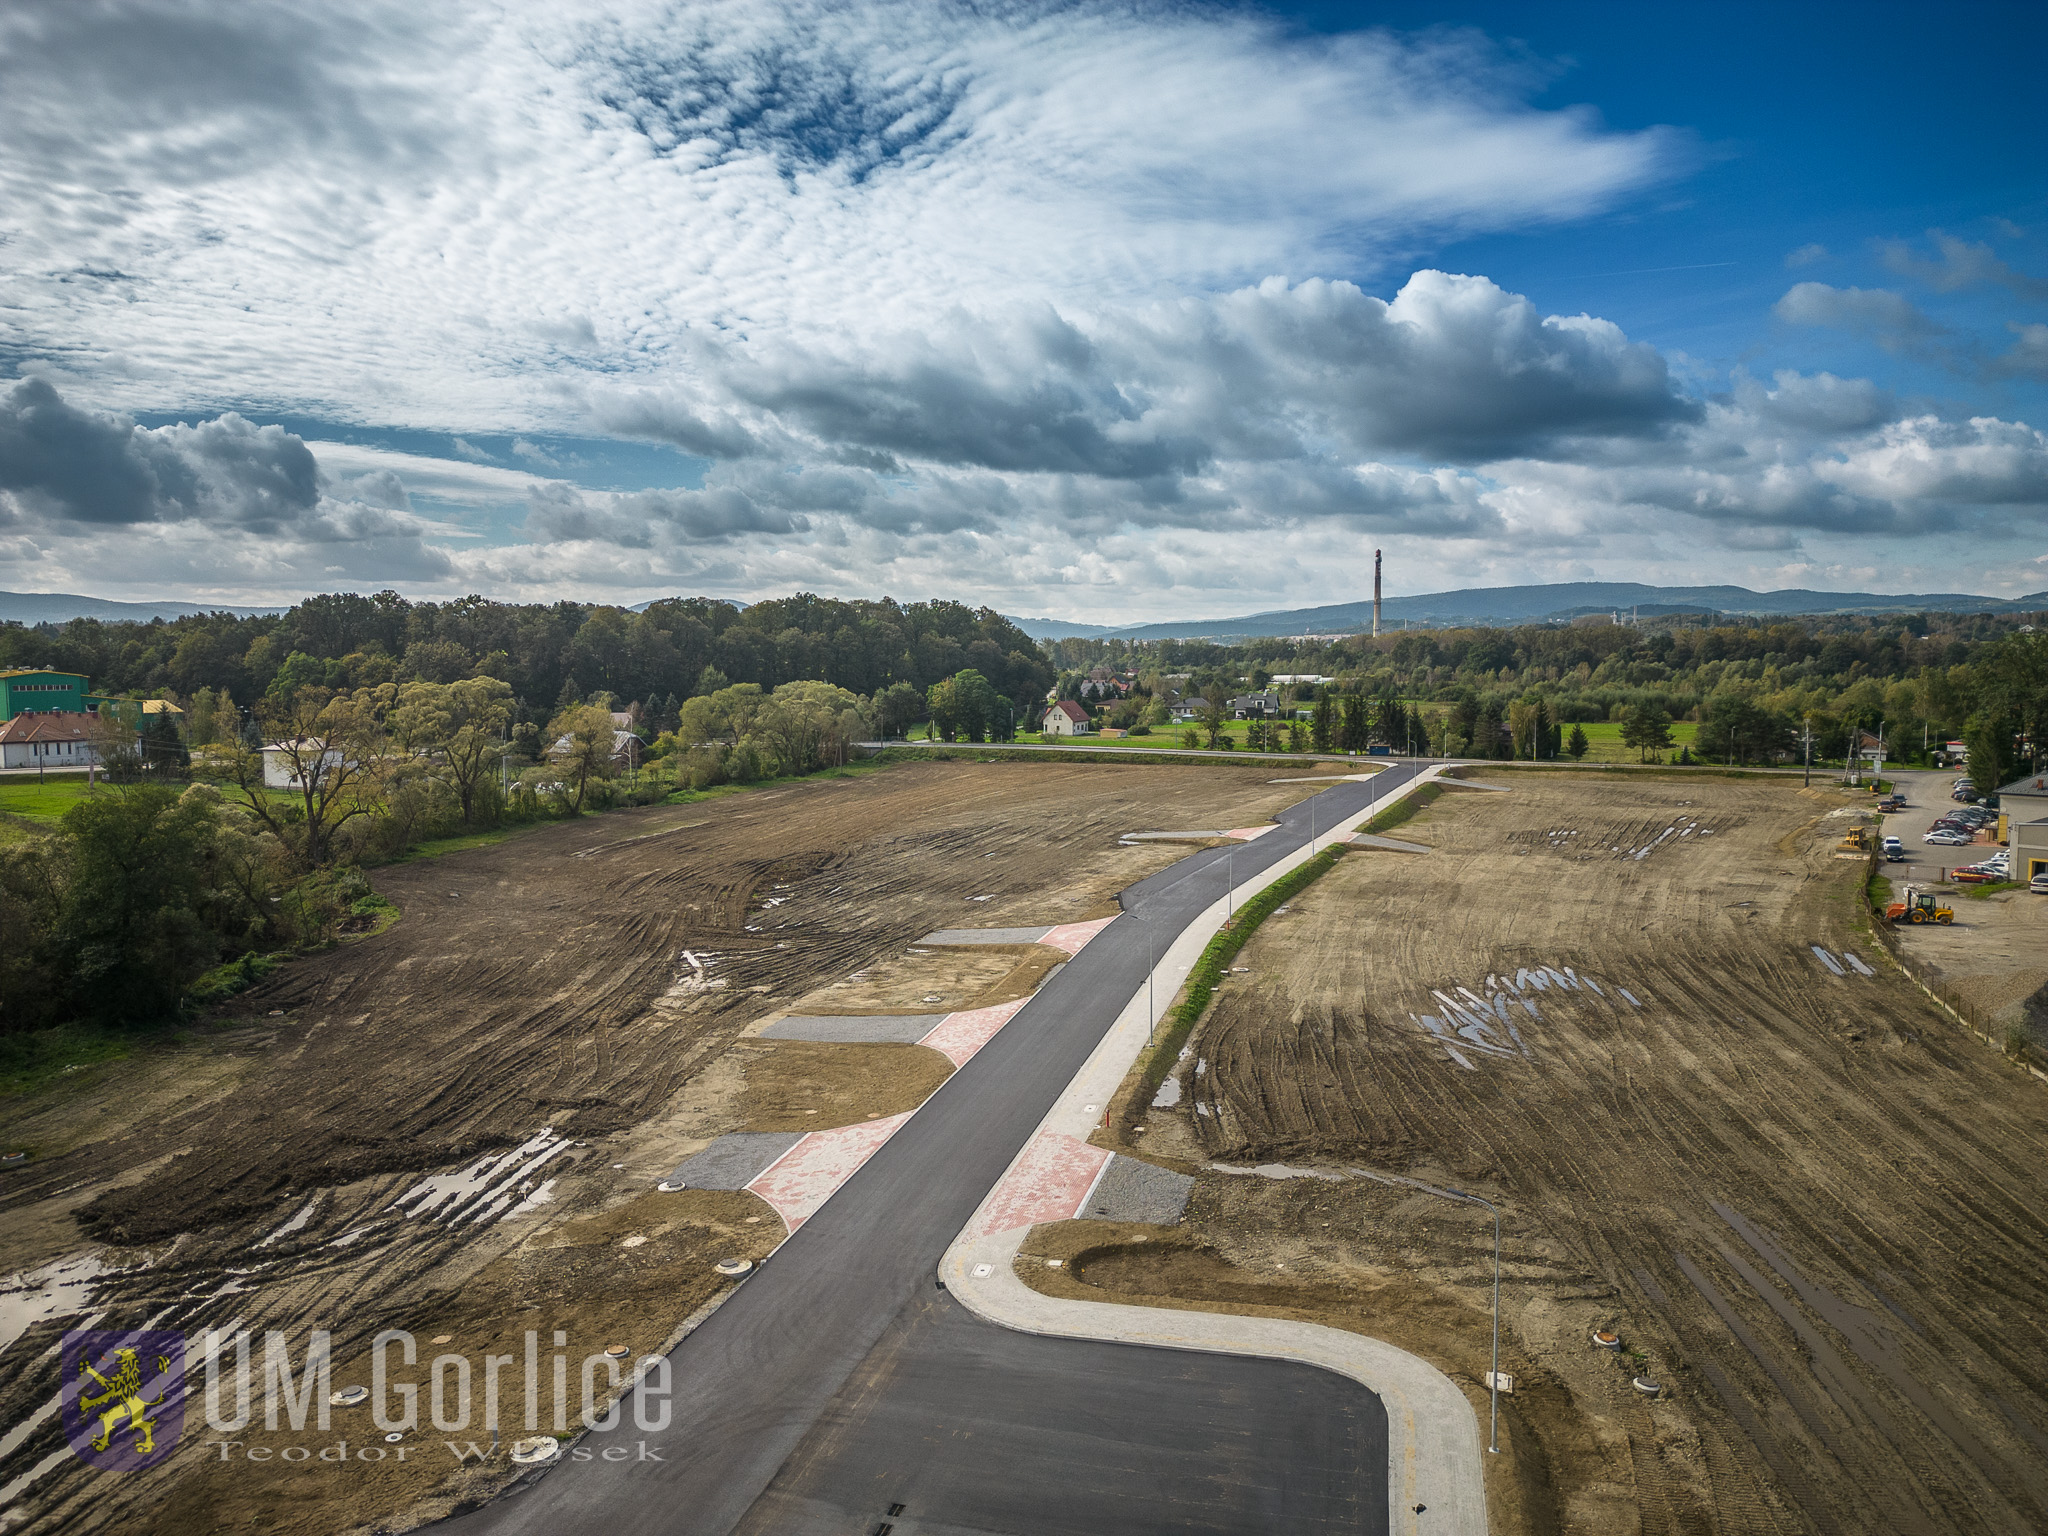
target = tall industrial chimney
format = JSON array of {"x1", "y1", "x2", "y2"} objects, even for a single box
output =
[{"x1": 1373, "y1": 549, "x2": 1382, "y2": 638}]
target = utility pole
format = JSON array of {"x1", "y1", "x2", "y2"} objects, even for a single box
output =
[{"x1": 1802, "y1": 717, "x2": 1812, "y2": 787}]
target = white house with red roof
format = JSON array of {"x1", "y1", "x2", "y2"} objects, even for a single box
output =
[
  {"x1": 1042, "y1": 699, "x2": 1093, "y2": 737},
  {"x1": 0, "y1": 711, "x2": 101, "y2": 769}
]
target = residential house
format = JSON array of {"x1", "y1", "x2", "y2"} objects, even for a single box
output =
[
  {"x1": 262, "y1": 738, "x2": 348, "y2": 789},
  {"x1": 0, "y1": 711, "x2": 101, "y2": 769},
  {"x1": 1227, "y1": 690, "x2": 1281, "y2": 719},
  {"x1": 1042, "y1": 699, "x2": 1092, "y2": 737}
]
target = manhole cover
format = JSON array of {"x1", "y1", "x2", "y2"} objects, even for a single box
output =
[
  {"x1": 329, "y1": 1386, "x2": 369, "y2": 1407},
  {"x1": 714, "y1": 1258, "x2": 754, "y2": 1277},
  {"x1": 510, "y1": 1435, "x2": 560, "y2": 1464}
]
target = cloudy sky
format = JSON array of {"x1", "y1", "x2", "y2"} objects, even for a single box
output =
[{"x1": 1, "y1": 0, "x2": 2044, "y2": 617}]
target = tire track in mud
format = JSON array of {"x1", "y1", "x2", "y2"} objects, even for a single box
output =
[{"x1": 1165, "y1": 774, "x2": 2048, "y2": 1536}]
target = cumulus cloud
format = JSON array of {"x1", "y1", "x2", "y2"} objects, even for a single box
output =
[
  {"x1": 2, "y1": 3, "x2": 2042, "y2": 611},
  {"x1": 1784, "y1": 243, "x2": 1829, "y2": 268},
  {"x1": 0, "y1": 378, "x2": 320, "y2": 531}
]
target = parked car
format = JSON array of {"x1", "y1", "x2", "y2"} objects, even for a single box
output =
[
  {"x1": 1882, "y1": 836, "x2": 1905, "y2": 861},
  {"x1": 1952, "y1": 867, "x2": 2000, "y2": 885},
  {"x1": 2031, "y1": 872, "x2": 2048, "y2": 895},
  {"x1": 1924, "y1": 830, "x2": 1972, "y2": 845},
  {"x1": 1952, "y1": 788, "x2": 1981, "y2": 803}
]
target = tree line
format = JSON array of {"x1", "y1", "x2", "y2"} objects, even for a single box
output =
[
  {"x1": 0, "y1": 591, "x2": 1054, "y2": 735},
  {"x1": 1051, "y1": 610, "x2": 2048, "y2": 776}
]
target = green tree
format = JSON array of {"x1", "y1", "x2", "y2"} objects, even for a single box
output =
[
  {"x1": 55, "y1": 786, "x2": 243, "y2": 1024},
  {"x1": 546, "y1": 703, "x2": 621, "y2": 812},
  {"x1": 753, "y1": 682, "x2": 871, "y2": 773},
  {"x1": 1339, "y1": 694, "x2": 1369, "y2": 753},
  {"x1": 390, "y1": 676, "x2": 514, "y2": 826},
  {"x1": 872, "y1": 681, "x2": 925, "y2": 738},
  {"x1": 1620, "y1": 705, "x2": 1674, "y2": 763},
  {"x1": 1310, "y1": 695, "x2": 1334, "y2": 753},
  {"x1": 676, "y1": 684, "x2": 766, "y2": 749},
  {"x1": 141, "y1": 710, "x2": 190, "y2": 780},
  {"x1": 1566, "y1": 723, "x2": 1589, "y2": 761},
  {"x1": 1965, "y1": 712, "x2": 2015, "y2": 797},
  {"x1": 230, "y1": 688, "x2": 389, "y2": 867},
  {"x1": 1981, "y1": 631, "x2": 2048, "y2": 773},
  {"x1": 1202, "y1": 689, "x2": 1228, "y2": 750}
]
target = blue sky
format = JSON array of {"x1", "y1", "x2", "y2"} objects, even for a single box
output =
[{"x1": 1, "y1": 0, "x2": 2042, "y2": 616}]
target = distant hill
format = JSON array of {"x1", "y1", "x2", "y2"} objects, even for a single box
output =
[
  {"x1": 1009, "y1": 582, "x2": 2048, "y2": 641},
  {"x1": 0, "y1": 590, "x2": 285, "y2": 624}
]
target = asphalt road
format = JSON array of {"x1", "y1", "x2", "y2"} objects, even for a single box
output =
[{"x1": 443, "y1": 764, "x2": 1419, "y2": 1536}]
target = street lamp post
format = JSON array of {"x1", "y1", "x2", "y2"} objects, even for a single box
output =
[{"x1": 1447, "y1": 1188, "x2": 1503, "y2": 1455}]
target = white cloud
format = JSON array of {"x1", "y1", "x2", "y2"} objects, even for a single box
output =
[
  {"x1": 1773, "y1": 282, "x2": 1949, "y2": 355},
  {"x1": 1, "y1": 3, "x2": 2042, "y2": 614},
  {"x1": 0, "y1": 0, "x2": 1682, "y2": 429}
]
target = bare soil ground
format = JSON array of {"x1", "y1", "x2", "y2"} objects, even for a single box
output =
[
  {"x1": 0, "y1": 760, "x2": 1321, "y2": 1535},
  {"x1": 1067, "y1": 769, "x2": 2048, "y2": 1536}
]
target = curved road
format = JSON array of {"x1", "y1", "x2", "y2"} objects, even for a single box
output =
[{"x1": 446, "y1": 764, "x2": 1422, "y2": 1536}]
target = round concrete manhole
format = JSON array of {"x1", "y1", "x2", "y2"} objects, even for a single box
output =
[
  {"x1": 605, "y1": 1345, "x2": 631, "y2": 1359},
  {"x1": 383, "y1": 1432, "x2": 406, "y2": 1444},
  {"x1": 510, "y1": 1436, "x2": 560, "y2": 1464},
  {"x1": 657, "y1": 1180, "x2": 686, "y2": 1192},
  {"x1": 1633, "y1": 1377, "x2": 1662, "y2": 1397},
  {"x1": 714, "y1": 1258, "x2": 754, "y2": 1277},
  {"x1": 1592, "y1": 1330, "x2": 1622, "y2": 1349},
  {"x1": 329, "y1": 1386, "x2": 369, "y2": 1407}
]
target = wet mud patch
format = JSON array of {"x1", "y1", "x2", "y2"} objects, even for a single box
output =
[{"x1": 150, "y1": 1190, "x2": 777, "y2": 1536}]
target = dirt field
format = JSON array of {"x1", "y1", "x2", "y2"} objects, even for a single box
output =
[
  {"x1": 1069, "y1": 769, "x2": 2048, "y2": 1536},
  {"x1": 0, "y1": 760, "x2": 1325, "y2": 1535}
]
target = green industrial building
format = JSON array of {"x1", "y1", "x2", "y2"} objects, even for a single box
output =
[{"x1": 0, "y1": 668, "x2": 98, "y2": 721}]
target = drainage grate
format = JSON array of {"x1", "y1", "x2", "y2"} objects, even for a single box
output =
[{"x1": 888, "y1": 1505, "x2": 906, "y2": 1517}]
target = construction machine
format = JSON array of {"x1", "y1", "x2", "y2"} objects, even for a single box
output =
[
  {"x1": 1837, "y1": 825, "x2": 1872, "y2": 853},
  {"x1": 1884, "y1": 886, "x2": 1954, "y2": 925}
]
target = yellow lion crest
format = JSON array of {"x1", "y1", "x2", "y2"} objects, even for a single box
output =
[{"x1": 78, "y1": 1347, "x2": 169, "y2": 1454}]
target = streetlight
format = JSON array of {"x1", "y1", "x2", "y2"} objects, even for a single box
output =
[
  {"x1": 1357, "y1": 1168, "x2": 1503, "y2": 1455},
  {"x1": 1447, "y1": 1188, "x2": 1503, "y2": 1455}
]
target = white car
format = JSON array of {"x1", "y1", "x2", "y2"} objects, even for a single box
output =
[
  {"x1": 2031, "y1": 872, "x2": 2048, "y2": 895},
  {"x1": 1924, "y1": 830, "x2": 1972, "y2": 845}
]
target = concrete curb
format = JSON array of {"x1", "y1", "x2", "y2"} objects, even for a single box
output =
[{"x1": 942, "y1": 764, "x2": 1488, "y2": 1536}]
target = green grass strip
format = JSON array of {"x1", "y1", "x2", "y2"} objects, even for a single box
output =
[
  {"x1": 1360, "y1": 782, "x2": 1441, "y2": 835},
  {"x1": 1126, "y1": 843, "x2": 1346, "y2": 1117}
]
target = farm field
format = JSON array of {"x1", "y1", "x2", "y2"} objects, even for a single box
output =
[
  {"x1": 1065, "y1": 769, "x2": 2048, "y2": 1536},
  {"x1": 0, "y1": 758, "x2": 1328, "y2": 1535}
]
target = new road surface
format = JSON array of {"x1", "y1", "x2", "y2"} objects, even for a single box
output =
[{"x1": 444, "y1": 765, "x2": 1423, "y2": 1536}]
